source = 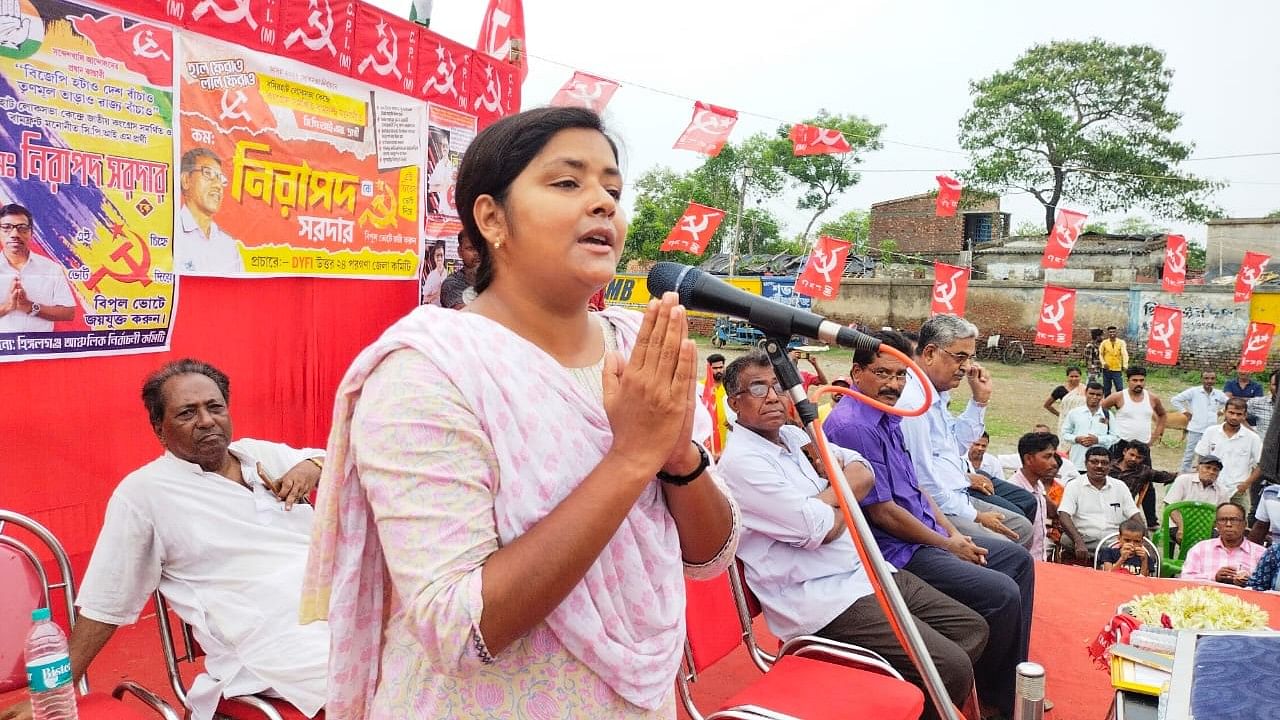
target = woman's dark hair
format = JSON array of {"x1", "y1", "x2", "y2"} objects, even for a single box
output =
[
  {"x1": 424, "y1": 239, "x2": 446, "y2": 273},
  {"x1": 455, "y1": 107, "x2": 619, "y2": 294},
  {"x1": 141, "y1": 358, "x2": 230, "y2": 430}
]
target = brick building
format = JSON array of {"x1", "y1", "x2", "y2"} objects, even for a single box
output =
[{"x1": 868, "y1": 191, "x2": 1008, "y2": 263}]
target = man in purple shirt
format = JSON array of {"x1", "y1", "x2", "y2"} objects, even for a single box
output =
[{"x1": 825, "y1": 329, "x2": 1037, "y2": 718}]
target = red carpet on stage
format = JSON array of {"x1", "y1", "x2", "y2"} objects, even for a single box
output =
[{"x1": 8, "y1": 561, "x2": 1280, "y2": 719}]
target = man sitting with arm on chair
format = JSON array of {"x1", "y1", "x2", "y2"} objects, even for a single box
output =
[
  {"x1": 1, "y1": 359, "x2": 328, "y2": 720},
  {"x1": 1057, "y1": 445, "x2": 1145, "y2": 564},
  {"x1": 717, "y1": 351, "x2": 989, "y2": 720}
]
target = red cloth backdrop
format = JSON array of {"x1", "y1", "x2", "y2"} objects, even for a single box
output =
[{"x1": 0, "y1": 277, "x2": 417, "y2": 568}]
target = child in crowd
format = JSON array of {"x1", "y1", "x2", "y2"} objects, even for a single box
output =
[{"x1": 1097, "y1": 518, "x2": 1154, "y2": 576}]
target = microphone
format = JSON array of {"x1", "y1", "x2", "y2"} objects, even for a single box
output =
[{"x1": 646, "y1": 262, "x2": 881, "y2": 354}]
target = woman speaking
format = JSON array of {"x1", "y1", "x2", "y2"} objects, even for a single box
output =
[{"x1": 301, "y1": 107, "x2": 739, "y2": 718}]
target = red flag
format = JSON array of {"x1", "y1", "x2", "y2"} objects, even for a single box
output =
[
  {"x1": 660, "y1": 202, "x2": 726, "y2": 256},
  {"x1": 476, "y1": 0, "x2": 526, "y2": 82},
  {"x1": 1161, "y1": 234, "x2": 1188, "y2": 294},
  {"x1": 935, "y1": 175, "x2": 962, "y2": 217},
  {"x1": 352, "y1": 4, "x2": 418, "y2": 94},
  {"x1": 104, "y1": 0, "x2": 180, "y2": 23},
  {"x1": 184, "y1": 0, "x2": 279, "y2": 51},
  {"x1": 1235, "y1": 251, "x2": 1271, "y2": 303},
  {"x1": 673, "y1": 102, "x2": 738, "y2": 157},
  {"x1": 1145, "y1": 305, "x2": 1183, "y2": 365},
  {"x1": 468, "y1": 53, "x2": 520, "y2": 128},
  {"x1": 1042, "y1": 208, "x2": 1087, "y2": 269},
  {"x1": 549, "y1": 71, "x2": 619, "y2": 113},
  {"x1": 1034, "y1": 285, "x2": 1077, "y2": 348},
  {"x1": 789, "y1": 124, "x2": 851, "y2": 156},
  {"x1": 276, "y1": 0, "x2": 355, "y2": 76},
  {"x1": 701, "y1": 362, "x2": 722, "y2": 455},
  {"x1": 796, "y1": 235, "x2": 851, "y2": 300},
  {"x1": 930, "y1": 262, "x2": 970, "y2": 316},
  {"x1": 416, "y1": 29, "x2": 472, "y2": 111},
  {"x1": 71, "y1": 15, "x2": 172, "y2": 88},
  {"x1": 1240, "y1": 322, "x2": 1276, "y2": 373}
]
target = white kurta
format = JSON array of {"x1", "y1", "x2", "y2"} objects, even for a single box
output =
[{"x1": 77, "y1": 439, "x2": 328, "y2": 720}]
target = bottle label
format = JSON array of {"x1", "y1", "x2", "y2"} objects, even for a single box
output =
[{"x1": 26, "y1": 654, "x2": 72, "y2": 693}]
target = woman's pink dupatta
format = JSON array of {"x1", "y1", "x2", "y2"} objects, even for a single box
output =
[{"x1": 299, "y1": 305, "x2": 687, "y2": 717}]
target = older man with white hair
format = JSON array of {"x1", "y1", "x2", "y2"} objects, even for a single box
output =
[{"x1": 898, "y1": 314, "x2": 1035, "y2": 549}]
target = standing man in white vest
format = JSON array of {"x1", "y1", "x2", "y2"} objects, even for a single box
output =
[{"x1": 1103, "y1": 366, "x2": 1168, "y2": 447}]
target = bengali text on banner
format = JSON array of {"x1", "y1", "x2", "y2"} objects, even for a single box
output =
[
  {"x1": 0, "y1": 0, "x2": 176, "y2": 361},
  {"x1": 177, "y1": 33, "x2": 423, "y2": 278}
]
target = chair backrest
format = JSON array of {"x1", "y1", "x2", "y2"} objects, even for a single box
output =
[
  {"x1": 1163, "y1": 501, "x2": 1218, "y2": 560},
  {"x1": 0, "y1": 510, "x2": 89, "y2": 696},
  {"x1": 1093, "y1": 532, "x2": 1161, "y2": 576},
  {"x1": 683, "y1": 573, "x2": 744, "y2": 675}
]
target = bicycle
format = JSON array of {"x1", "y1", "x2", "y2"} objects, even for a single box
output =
[{"x1": 977, "y1": 334, "x2": 1027, "y2": 366}]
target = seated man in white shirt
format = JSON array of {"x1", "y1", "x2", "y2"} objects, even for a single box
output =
[
  {"x1": 717, "y1": 353, "x2": 988, "y2": 720},
  {"x1": 1057, "y1": 445, "x2": 1145, "y2": 563},
  {"x1": 0, "y1": 359, "x2": 328, "y2": 720},
  {"x1": 1165, "y1": 455, "x2": 1234, "y2": 541}
]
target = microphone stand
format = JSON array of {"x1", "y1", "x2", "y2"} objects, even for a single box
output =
[{"x1": 760, "y1": 337, "x2": 963, "y2": 720}]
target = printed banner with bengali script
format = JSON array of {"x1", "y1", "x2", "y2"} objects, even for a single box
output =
[
  {"x1": 177, "y1": 33, "x2": 423, "y2": 278},
  {"x1": 0, "y1": 0, "x2": 176, "y2": 362}
]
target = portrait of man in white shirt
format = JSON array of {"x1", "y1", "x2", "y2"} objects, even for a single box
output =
[
  {"x1": 176, "y1": 148, "x2": 245, "y2": 276},
  {"x1": 0, "y1": 203, "x2": 76, "y2": 332}
]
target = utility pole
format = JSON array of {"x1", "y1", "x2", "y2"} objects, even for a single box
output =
[{"x1": 728, "y1": 167, "x2": 752, "y2": 277}]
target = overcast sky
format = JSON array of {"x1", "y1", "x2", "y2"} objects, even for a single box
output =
[{"x1": 376, "y1": 0, "x2": 1280, "y2": 246}]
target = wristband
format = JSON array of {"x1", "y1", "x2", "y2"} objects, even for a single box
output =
[
  {"x1": 656, "y1": 442, "x2": 709, "y2": 487},
  {"x1": 307, "y1": 456, "x2": 325, "y2": 471}
]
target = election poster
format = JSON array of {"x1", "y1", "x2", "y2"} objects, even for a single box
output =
[
  {"x1": 177, "y1": 33, "x2": 423, "y2": 278},
  {"x1": 418, "y1": 103, "x2": 475, "y2": 305},
  {"x1": 0, "y1": 0, "x2": 177, "y2": 362}
]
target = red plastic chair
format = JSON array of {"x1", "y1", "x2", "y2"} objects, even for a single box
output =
[
  {"x1": 0, "y1": 509, "x2": 178, "y2": 720},
  {"x1": 679, "y1": 566, "x2": 925, "y2": 720},
  {"x1": 151, "y1": 591, "x2": 324, "y2": 720}
]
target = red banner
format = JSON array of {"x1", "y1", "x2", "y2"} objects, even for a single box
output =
[
  {"x1": 1145, "y1": 305, "x2": 1183, "y2": 366},
  {"x1": 1240, "y1": 322, "x2": 1276, "y2": 373},
  {"x1": 106, "y1": 0, "x2": 180, "y2": 23},
  {"x1": 1235, "y1": 251, "x2": 1271, "y2": 303},
  {"x1": 352, "y1": 4, "x2": 418, "y2": 94},
  {"x1": 549, "y1": 71, "x2": 619, "y2": 113},
  {"x1": 276, "y1": 0, "x2": 355, "y2": 76},
  {"x1": 468, "y1": 53, "x2": 520, "y2": 128},
  {"x1": 673, "y1": 102, "x2": 738, "y2": 157},
  {"x1": 701, "y1": 362, "x2": 722, "y2": 455},
  {"x1": 72, "y1": 14, "x2": 173, "y2": 88},
  {"x1": 1042, "y1": 208, "x2": 1087, "y2": 269},
  {"x1": 476, "y1": 0, "x2": 526, "y2": 82},
  {"x1": 930, "y1": 262, "x2": 970, "y2": 316},
  {"x1": 660, "y1": 202, "x2": 726, "y2": 256},
  {"x1": 935, "y1": 175, "x2": 962, "y2": 218},
  {"x1": 1161, "y1": 234, "x2": 1187, "y2": 293},
  {"x1": 1034, "y1": 285, "x2": 1076, "y2": 348},
  {"x1": 789, "y1": 124, "x2": 851, "y2": 156},
  {"x1": 417, "y1": 30, "x2": 472, "y2": 111},
  {"x1": 184, "y1": 0, "x2": 278, "y2": 51},
  {"x1": 796, "y1": 235, "x2": 851, "y2": 300}
]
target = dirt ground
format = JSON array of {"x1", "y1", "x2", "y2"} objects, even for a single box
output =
[{"x1": 697, "y1": 337, "x2": 1202, "y2": 512}]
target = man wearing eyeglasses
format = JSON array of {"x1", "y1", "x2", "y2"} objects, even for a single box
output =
[
  {"x1": 897, "y1": 314, "x2": 1035, "y2": 549},
  {"x1": 1180, "y1": 502, "x2": 1265, "y2": 585},
  {"x1": 177, "y1": 148, "x2": 244, "y2": 275},
  {"x1": 0, "y1": 203, "x2": 75, "y2": 332}
]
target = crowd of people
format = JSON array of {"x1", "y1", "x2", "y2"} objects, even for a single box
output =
[{"x1": 3, "y1": 106, "x2": 1278, "y2": 720}]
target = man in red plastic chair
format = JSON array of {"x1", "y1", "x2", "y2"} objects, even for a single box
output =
[
  {"x1": 1, "y1": 359, "x2": 328, "y2": 720},
  {"x1": 717, "y1": 351, "x2": 989, "y2": 720}
]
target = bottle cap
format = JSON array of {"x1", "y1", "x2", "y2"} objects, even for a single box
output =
[{"x1": 31, "y1": 608, "x2": 50, "y2": 622}]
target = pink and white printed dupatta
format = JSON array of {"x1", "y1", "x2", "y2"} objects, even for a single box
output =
[{"x1": 300, "y1": 304, "x2": 689, "y2": 717}]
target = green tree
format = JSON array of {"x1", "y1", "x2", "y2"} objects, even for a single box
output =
[
  {"x1": 762, "y1": 110, "x2": 884, "y2": 240},
  {"x1": 1112, "y1": 215, "x2": 1164, "y2": 235},
  {"x1": 1266, "y1": 209, "x2": 1280, "y2": 219},
  {"x1": 1082, "y1": 222, "x2": 1109, "y2": 234},
  {"x1": 1014, "y1": 219, "x2": 1048, "y2": 236},
  {"x1": 1188, "y1": 241, "x2": 1206, "y2": 271},
  {"x1": 958, "y1": 39, "x2": 1221, "y2": 233},
  {"x1": 816, "y1": 209, "x2": 871, "y2": 251}
]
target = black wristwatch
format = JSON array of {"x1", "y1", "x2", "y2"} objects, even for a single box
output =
[{"x1": 656, "y1": 442, "x2": 710, "y2": 486}]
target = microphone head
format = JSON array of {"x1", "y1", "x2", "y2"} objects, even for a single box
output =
[{"x1": 646, "y1": 262, "x2": 700, "y2": 306}]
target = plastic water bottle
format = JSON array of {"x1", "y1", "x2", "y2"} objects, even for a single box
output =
[{"x1": 24, "y1": 608, "x2": 78, "y2": 720}]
